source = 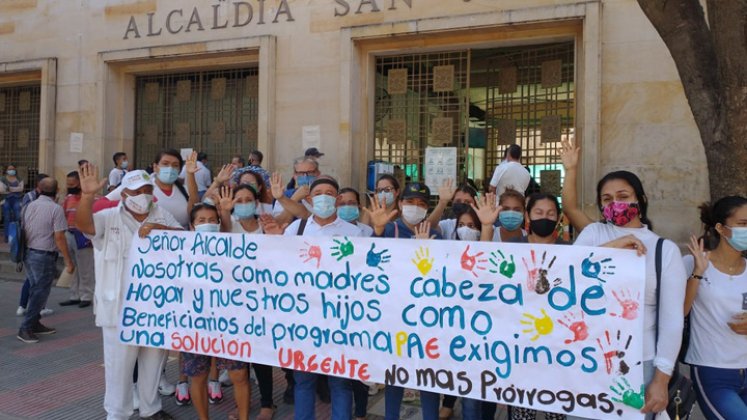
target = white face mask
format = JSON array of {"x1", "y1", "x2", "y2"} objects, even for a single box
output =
[
  {"x1": 401, "y1": 205, "x2": 427, "y2": 226},
  {"x1": 124, "y1": 193, "x2": 153, "y2": 215},
  {"x1": 456, "y1": 226, "x2": 480, "y2": 241}
]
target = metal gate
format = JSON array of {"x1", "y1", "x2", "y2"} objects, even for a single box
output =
[
  {"x1": 134, "y1": 68, "x2": 259, "y2": 171},
  {"x1": 373, "y1": 41, "x2": 574, "y2": 195},
  {"x1": 373, "y1": 51, "x2": 470, "y2": 186},
  {"x1": 0, "y1": 84, "x2": 41, "y2": 190}
]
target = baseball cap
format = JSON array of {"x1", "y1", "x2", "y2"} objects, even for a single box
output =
[
  {"x1": 105, "y1": 170, "x2": 153, "y2": 200},
  {"x1": 304, "y1": 147, "x2": 324, "y2": 158},
  {"x1": 401, "y1": 182, "x2": 431, "y2": 202}
]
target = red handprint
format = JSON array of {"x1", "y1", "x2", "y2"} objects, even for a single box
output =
[
  {"x1": 299, "y1": 242, "x2": 322, "y2": 269},
  {"x1": 610, "y1": 289, "x2": 640, "y2": 320},
  {"x1": 557, "y1": 311, "x2": 589, "y2": 344},
  {"x1": 522, "y1": 250, "x2": 539, "y2": 291},
  {"x1": 460, "y1": 245, "x2": 487, "y2": 277},
  {"x1": 597, "y1": 329, "x2": 633, "y2": 375}
]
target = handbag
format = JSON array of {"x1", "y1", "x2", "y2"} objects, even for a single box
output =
[{"x1": 654, "y1": 238, "x2": 697, "y2": 420}]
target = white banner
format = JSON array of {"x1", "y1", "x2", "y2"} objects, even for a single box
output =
[{"x1": 121, "y1": 231, "x2": 646, "y2": 419}]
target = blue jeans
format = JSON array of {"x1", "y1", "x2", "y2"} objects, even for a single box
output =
[
  {"x1": 2, "y1": 194, "x2": 21, "y2": 242},
  {"x1": 294, "y1": 372, "x2": 352, "y2": 420},
  {"x1": 21, "y1": 250, "x2": 57, "y2": 331},
  {"x1": 19, "y1": 278, "x2": 30, "y2": 307},
  {"x1": 692, "y1": 365, "x2": 747, "y2": 420},
  {"x1": 461, "y1": 397, "x2": 482, "y2": 420},
  {"x1": 384, "y1": 386, "x2": 440, "y2": 420}
]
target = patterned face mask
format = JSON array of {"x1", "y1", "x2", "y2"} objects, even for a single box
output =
[{"x1": 602, "y1": 201, "x2": 640, "y2": 226}]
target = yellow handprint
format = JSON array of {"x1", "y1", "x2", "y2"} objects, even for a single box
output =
[
  {"x1": 411, "y1": 246, "x2": 434, "y2": 276},
  {"x1": 520, "y1": 309, "x2": 554, "y2": 341}
]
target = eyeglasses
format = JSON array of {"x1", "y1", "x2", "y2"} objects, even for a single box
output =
[{"x1": 295, "y1": 171, "x2": 315, "y2": 176}]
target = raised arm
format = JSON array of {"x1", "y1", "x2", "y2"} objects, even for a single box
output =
[
  {"x1": 472, "y1": 192, "x2": 500, "y2": 241},
  {"x1": 75, "y1": 164, "x2": 104, "y2": 236},
  {"x1": 684, "y1": 236, "x2": 709, "y2": 315},
  {"x1": 184, "y1": 151, "x2": 200, "y2": 214},
  {"x1": 218, "y1": 185, "x2": 234, "y2": 233},
  {"x1": 560, "y1": 139, "x2": 593, "y2": 232},
  {"x1": 270, "y1": 172, "x2": 310, "y2": 224},
  {"x1": 427, "y1": 178, "x2": 455, "y2": 232}
]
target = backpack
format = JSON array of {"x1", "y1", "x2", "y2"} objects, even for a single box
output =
[{"x1": 8, "y1": 208, "x2": 26, "y2": 270}]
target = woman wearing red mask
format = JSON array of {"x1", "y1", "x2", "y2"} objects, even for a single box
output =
[{"x1": 569, "y1": 171, "x2": 687, "y2": 420}]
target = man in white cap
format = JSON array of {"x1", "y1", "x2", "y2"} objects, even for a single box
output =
[{"x1": 76, "y1": 165, "x2": 182, "y2": 420}]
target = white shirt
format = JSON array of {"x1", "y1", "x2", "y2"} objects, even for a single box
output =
[
  {"x1": 492, "y1": 227, "x2": 527, "y2": 242},
  {"x1": 179, "y1": 161, "x2": 212, "y2": 193},
  {"x1": 153, "y1": 184, "x2": 189, "y2": 229},
  {"x1": 489, "y1": 160, "x2": 530, "y2": 197},
  {"x1": 284, "y1": 216, "x2": 362, "y2": 238},
  {"x1": 89, "y1": 203, "x2": 182, "y2": 327},
  {"x1": 230, "y1": 215, "x2": 263, "y2": 234},
  {"x1": 108, "y1": 168, "x2": 126, "y2": 189},
  {"x1": 272, "y1": 199, "x2": 313, "y2": 217},
  {"x1": 683, "y1": 255, "x2": 747, "y2": 368},
  {"x1": 356, "y1": 222, "x2": 374, "y2": 237},
  {"x1": 439, "y1": 219, "x2": 458, "y2": 240},
  {"x1": 574, "y1": 222, "x2": 686, "y2": 375}
]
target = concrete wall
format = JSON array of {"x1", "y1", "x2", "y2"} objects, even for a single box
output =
[{"x1": 0, "y1": 0, "x2": 708, "y2": 243}]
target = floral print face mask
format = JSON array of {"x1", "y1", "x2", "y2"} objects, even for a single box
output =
[{"x1": 602, "y1": 201, "x2": 640, "y2": 226}]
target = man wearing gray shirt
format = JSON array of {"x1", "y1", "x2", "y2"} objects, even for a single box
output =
[{"x1": 17, "y1": 177, "x2": 74, "y2": 344}]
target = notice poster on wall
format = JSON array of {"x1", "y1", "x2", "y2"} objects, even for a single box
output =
[
  {"x1": 121, "y1": 232, "x2": 647, "y2": 419},
  {"x1": 424, "y1": 147, "x2": 457, "y2": 194}
]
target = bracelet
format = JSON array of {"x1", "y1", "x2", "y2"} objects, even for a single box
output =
[{"x1": 690, "y1": 274, "x2": 704, "y2": 280}]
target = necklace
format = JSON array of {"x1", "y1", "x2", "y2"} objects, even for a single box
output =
[{"x1": 712, "y1": 256, "x2": 746, "y2": 281}]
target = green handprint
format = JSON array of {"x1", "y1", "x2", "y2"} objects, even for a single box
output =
[
  {"x1": 610, "y1": 377, "x2": 645, "y2": 410},
  {"x1": 331, "y1": 237, "x2": 355, "y2": 261},
  {"x1": 488, "y1": 250, "x2": 516, "y2": 278},
  {"x1": 411, "y1": 246, "x2": 434, "y2": 276}
]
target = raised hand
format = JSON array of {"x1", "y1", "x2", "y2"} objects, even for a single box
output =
[
  {"x1": 218, "y1": 185, "x2": 234, "y2": 212},
  {"x1": 437, "y1": 178, "x2": 455, "y2": 203},
  {"x1": 291, "y1": 184, "x2": 310, "y2": 202},
  {"x1": 686, "y1": 234, "x2": 710, "y2": 276},
  {"x1": 215, "y1": 163, "x2": 236, "y2": 185},
  {"x1": 79, "y1": 163, "x2": 104, "y2": 195},
  {"x1": 185, "y1": 151, "x2": 199, "y2": 174},
  {"x1": 472, "y1": 193, "x2": 500, "y2": 226},
  {"x1": 559, "y1": 138, "x2": 580, "y2": 170},
  {"x1": 364, "y1": 194, "x2": 398, "y2": 230},
  {"x1": 413, "y1": 220, "x2": 435, "y2": 240},
  {"x1": 270, "y1": 172, "x2": 285, "y2": 200},
  {"x1": 259, "y1": 214, "x2": 287, "y2": 235}
]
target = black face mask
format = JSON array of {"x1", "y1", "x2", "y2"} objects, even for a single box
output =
[
  {"x1": 452, "y1": 202, "x2": 470, "y2": 215},
  {"x1": 67, "y1": 187, "x2": 81, "y2": 195},
  {"x1": 529, "y1": 218, "x2": 558, "y2": 238}
]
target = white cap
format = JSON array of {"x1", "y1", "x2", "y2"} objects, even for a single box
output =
[{"x1": 106, "y1": 170, "x2": 153, "y2": 200}]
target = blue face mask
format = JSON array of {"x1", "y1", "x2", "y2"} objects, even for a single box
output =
[
  {"x1": 337, "y1": 205, "x2": 360, "y2": 222},
  {"x1": 157, "y1": 166, "x2": 179, "y2": 184},
  {"x1": 121, "y1": 160, "x2": 129, "y2": 170},
  {"x1": 6, "y1": 170, "x2": 16, "y2": 176},
  {"x1": 194, "y1": 223, "x2": 219, "y2": 233},
  {"x1": 726, "y1": 226, "x2": 747, "y2": 252},
  {"x1": 499, "y1": 210, "x2": 524, "y2": 231},
  {"x1": 234, "y1": 202, "x2": 257, "y2": 219},
  {"x1": 312, "y1": 194, "x2": 337, "y2": 218},
  {"x1": 378, "y1": 191, "x2": 395, "y2": 206},
  {"x1": 296, "y1": 175, "x2": 316, "y2": 187}
]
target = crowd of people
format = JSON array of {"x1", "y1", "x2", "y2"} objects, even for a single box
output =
[{"x1": 1, "y1": 139, "x2": 745, "y2": 420}]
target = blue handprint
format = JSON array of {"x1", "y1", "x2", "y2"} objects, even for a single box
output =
[
  {"x1": 581, "y1": 252, "x2": 616, "y2": 283},
  {"x1": 366, "y1": 243, "x2": 391, "y2": 271}
]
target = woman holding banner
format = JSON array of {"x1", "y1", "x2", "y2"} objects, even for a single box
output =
[
  {"x1": 684, "y1": 196, "x2": 747, "y2": 420},
  {"x1": 570, "y1": 171, "x2": 687, "y2": 420}
]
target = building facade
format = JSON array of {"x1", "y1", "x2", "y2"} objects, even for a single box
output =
[{"x1": 0, "y1": 0, "x2": 708, "y2": 242}]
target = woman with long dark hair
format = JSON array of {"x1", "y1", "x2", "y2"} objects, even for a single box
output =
[
  {"x1": 570, "y1": 171, "x2": 687, "y2": 420},
  {"x1": 684, "y1": 196, "x2": 747, "y2": 419}
]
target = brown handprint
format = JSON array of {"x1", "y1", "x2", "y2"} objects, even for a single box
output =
[
  {"x1": 522, "y1": 250, "x2": 557, "y2": 294},
  {"x1": 609, "y1": 289, "x2": 641, "y2": 320},
  {"x1": 597, "y1": 329, "x2": 633, "y2": 375}
]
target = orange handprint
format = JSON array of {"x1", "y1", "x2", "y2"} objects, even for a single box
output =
[
  {"x1": 299, "y1": 242, "x2": 322, "y2": 269},
  {"x1": 460, "y1": 245, "x2": 487, "y2": 277}
]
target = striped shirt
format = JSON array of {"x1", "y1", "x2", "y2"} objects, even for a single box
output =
[{"x1": 23, "y1": 195, "x2": 67, "y2": 252}]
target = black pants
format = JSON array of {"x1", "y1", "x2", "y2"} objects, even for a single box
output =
[
  {"x1": 351, "y1": 381, "x2": 369, "y2": 418},
  {"x1": 252, "y1": 364, "x2": 275, "y2": 408}
]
